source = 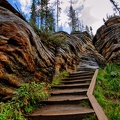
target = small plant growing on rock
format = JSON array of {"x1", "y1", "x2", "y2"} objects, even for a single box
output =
[{"x1": 52, "y1": 70, "x2": 69, "y2": 85}]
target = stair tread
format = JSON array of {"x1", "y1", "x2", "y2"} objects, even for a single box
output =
[
  {"x1": 69, "y1": 71, "x2": 94, "y2": 75},
  {"x1": 30, "y1": 104, "x2": 94, "y2": 116},
  {"x1": 52, "y1": 83, "x2": 89, "y2": 87},
  {"x1": 69, "y1": 73, "x2": 94, "y2": 76},
  {"x1": 63, "y1": 76, "x2": 93, "y2": 80},
  {"x1": 62, "y1": 79, "x2": 91, "y2": 83},
  {"x1": 44, "y1": 95, "x2": 88, "y2": 102},
  {"x1": 28, "y1": 70, "x2": 96, "y2": 119},
  {"x1": 50, "y1": 88, "x2": 88, "y2": 94}
]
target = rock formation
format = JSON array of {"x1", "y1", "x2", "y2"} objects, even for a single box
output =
[
  {"x1": 93, "y1": 16, "x2": 120, "y2": 64},
  {"x1": 0, "y1": 0, "x2": 105, "y2": 100},
  {"x1": 0, "y1": 0, "x2": 55, "y2": 100},
  {"x1": 55, "y1": 31, "x2": 105, "y2": 73}
]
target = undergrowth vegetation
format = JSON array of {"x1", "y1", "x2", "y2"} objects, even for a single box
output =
[
  {"x1": 31, "y1": 24, "x2": 66, "y2": 48},
  {"x1": 0, "y1": 70, "x2": 69, "y2": 120},
  {"x1": 0, "y1": 82, "x2": 49, "y2": 120},
  {"x1": 52, "y1": 70, "x2": 69, "y2": 85},
  {"x1": 94, "y1": 63, "x2": 120, "y2": 120}
]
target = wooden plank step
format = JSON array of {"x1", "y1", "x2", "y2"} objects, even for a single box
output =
[
  {"x1": 69, "y1": 71, "x2": 94, "y2": 75},
  {"x1": 28, "y1": 105, "x2": 95, "y2": 120},
  {"x1": 62, "y1": 75, "x2": 93, "y2": 81},
  {"x1": 50, "y1": 88, "x2": 88, "y2": 95},
  {"x1": 42, "y1": 95, "x2": 88, "y2": 104},
  {"x1": 62, "y1": 79, "x2": 91, "y2": 84},
  {"x1": 69, "y1": 72, "x2": 94, "y2": 77},
  {"x1": 52, "y1": 83, "x2": 90, "y2": 89}
]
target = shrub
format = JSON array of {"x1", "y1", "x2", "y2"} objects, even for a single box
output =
[{"x1": 0, "y1": 82, "x2": 49, "y2": 120}]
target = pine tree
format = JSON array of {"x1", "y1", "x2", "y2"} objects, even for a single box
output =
[
  {"x1": 110, "y1": 0, "x2": 120, "y2": 15},
  {"x1": 30, "y1": 0, "x2": 37, "y2": 25},
  {"x1": 43, "y1": 0, "x2": 55, "y2": 31},
  {"x1": 30, "y1": 0, "x2": 55, "y2": 32},
  {"x1": 68, "y1": 1, "x2": 77, "y2": 32},
  {"x1": 46, "y1": 9, "x2": 55, "y2": 31}
]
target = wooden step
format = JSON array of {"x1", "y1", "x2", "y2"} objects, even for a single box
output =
[
  {"x1": 52, "y1": 83, "x2": 90, "y2": 89},
  {"x1": 42, "y1": 95, "x2": 88, "y2": 104},
  {"x1": 62, "y1": 75, "x2": 93, "y2": 81},
  {"x1": 69, "y1": 72, "x2": 94, "y2": 77},
  {"x1": 50, "y1": 88, "x2": 88, "y2": 96},
  {"x1": 69, "y1": 71, "x2": 94, "y2": 75},
  {"x1": 27, "y1": 69, "x2": 96, "y2": 120},
  {"x1": 62, "y1": 79, "x2": 91, "y2": 84},
  {"x1": 28, "y1": 105, "x2": 95, "y2": 120}
]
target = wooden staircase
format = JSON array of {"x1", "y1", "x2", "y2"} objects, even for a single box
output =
[{"x1": 27, "y1": 70, "x2": 98, "y2": 120}]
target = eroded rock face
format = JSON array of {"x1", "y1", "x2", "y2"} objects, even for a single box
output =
[
  {"x1": 54, "y1": 31, "x2": 105, "y2": 73},
  {"x1": 0, "y1": 0, "x2": 55, "y2": 99},
  {"x1": 93, "y1": 16, "x2": 120, "y2": 64}
]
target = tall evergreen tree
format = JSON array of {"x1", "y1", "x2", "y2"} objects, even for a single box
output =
[
  {"x1": 110, "y1": 0, "x2": 120, "y2": 15},
  {"x1": 30, "y1": 0, "x2": 55, "y2": 32},
  {"x1": 30, "y1": 0, "x2": 37, "y2": 25},
  {"x1": 68, "y1": 1, "x2": 78, "y2": 32},
  {"x1": 43, "y1": 0, "x2": 55, "y2": 31}
]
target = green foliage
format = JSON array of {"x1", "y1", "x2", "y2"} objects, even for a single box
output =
[
  {"x1": 68, "y1": 4, "x2": 78, "y2": 32},
  {"x1": 97, "y1": 63, "x2": 120, "y2": 92},
  {"x1": 52, "y1": 70, "x2": 69, "y2": 85},
  {"x1": 0, "y1": 102, "x2": 25, "y2": 120},
  {"x1": 39, "y1": 30, "x2": 66, "y2": 47},
  {"x1": 83, "y1": 114, "x2": 97, "y2": 120},
  {"x1": 49, "y1": 33, "x2": 66, "y2": 47},
  {"x1": 30, "y1": 0, "x2": 36, "y2": 25},
  {"x1": 79, "y1": 100, "x2": 90, "y2": 108},
  {"x1": 29, "y1": 0, "x2": 55, "y2": 31},
  {"x1": 94, "y1": 63, "x2": 120, "y2": 120},
  {"x1": 0, "y1": 82, "x2": 49, "y2": 120}
]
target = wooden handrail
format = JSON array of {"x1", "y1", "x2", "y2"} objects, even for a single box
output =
[{"x1": 87, "y1": 69, "x2": 108, "y2": 120}]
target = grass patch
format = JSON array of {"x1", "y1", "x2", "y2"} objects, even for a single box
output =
[
  {"x1": 80, "y1": 100, "x2": 90, "y2": 108},
  {"x1": 0, "y1": 82, "x2": 49, "y2": 120},
  {"x1": 83, "y1": 114, "x2": 97, "y2": 120},
  {"x1": 94, "y1": 63, "x2": 120, "y2": 120},
  {"x1": 52, "y1": 70, "x2": 69, "y2": 85}
]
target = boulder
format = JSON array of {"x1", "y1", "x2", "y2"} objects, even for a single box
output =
[{"x1": 93, "y1": 16, "x2": 120, "y2": 64}]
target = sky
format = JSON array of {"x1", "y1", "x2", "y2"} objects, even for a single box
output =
[{"x1": 7, "y1": 0, "x2": 120, "y2": 34}]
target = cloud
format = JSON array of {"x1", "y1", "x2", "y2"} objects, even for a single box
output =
[
  {"x1": 16, "y1": 0, "x2": 115, "y2": 34},
  {"x1": 17, "y1": 0, "x2": 32, "y2": 14},
  {"x1": 79, "y1": 7, "x2": 98, "y2": 26}
]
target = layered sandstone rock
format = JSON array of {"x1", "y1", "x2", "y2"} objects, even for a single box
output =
[
  {"x1": 0, "y1": 0, "x2": 55, "y2": 100},
  {"x1": 93, "y1": 16, "x2": 120, "y2": 64},
  {"x1": 54, "y1": 31, "x2": 105, "y2": 73}
]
